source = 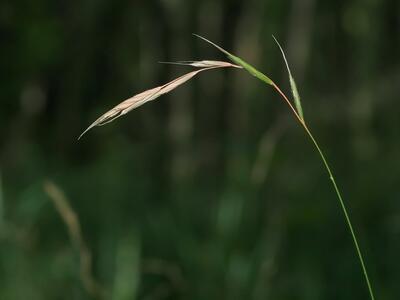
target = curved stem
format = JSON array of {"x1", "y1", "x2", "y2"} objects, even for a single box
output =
[{"x1": 272, "y1": 82, "x2": 375, "y2": 300}]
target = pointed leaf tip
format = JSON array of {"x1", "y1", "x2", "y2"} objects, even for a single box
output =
[
  {"x1": 193, "y1": 34, "x2": 274, "y2": 86},
  {"x1": 192, "y1": 34, "x2": 232, "y2": 56},
  {"x1": 272, "y1": 35, "x2": 304, "y2": 120}
]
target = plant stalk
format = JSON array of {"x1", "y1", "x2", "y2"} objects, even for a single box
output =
[{"x1": 272, "y1": 82, "x2": 375, "y2": 300}]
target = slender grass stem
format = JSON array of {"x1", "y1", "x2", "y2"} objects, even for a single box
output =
[{"x1": 272, "y1": 82, "x2": 375, "y2": 300}]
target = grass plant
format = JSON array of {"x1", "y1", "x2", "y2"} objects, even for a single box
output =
[{"x1": 80, "y1": 35, "x2": 375, "y2": 300}]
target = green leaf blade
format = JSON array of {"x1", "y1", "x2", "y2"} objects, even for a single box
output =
[
  {"x1": 228, "y1": 54, "x2": 274, "y2": 85},
  {"x1": 193, "y1": 34, "x2": 274, "y2": 86}
]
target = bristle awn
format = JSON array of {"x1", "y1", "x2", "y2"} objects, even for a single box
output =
[{"x1": 159, "y1": 60, "x2": 242, "y2": 68}]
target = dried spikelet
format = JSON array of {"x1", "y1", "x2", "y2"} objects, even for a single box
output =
[
  {"x1": 159, "y1": 60, "x2": 242, "y2": 68},
  {"x1": 79, "y1": 61, "x2": 240, "y2": 139}
]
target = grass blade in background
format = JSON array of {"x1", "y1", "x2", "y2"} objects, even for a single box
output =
[
  {"x1": 44, "y1": 180, "x2": 105, "y2": 300},
  {"x1": 112, "y1": 236, "x2": 141, "y2": 300}
]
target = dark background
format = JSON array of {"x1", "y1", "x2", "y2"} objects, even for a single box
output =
[{"x1": 1, "y1": 0, "x2": 399, "y2": 299}]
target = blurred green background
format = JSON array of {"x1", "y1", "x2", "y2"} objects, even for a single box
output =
[{"x1": 1, "y1": 0, "x2": 399, "y2": 299}]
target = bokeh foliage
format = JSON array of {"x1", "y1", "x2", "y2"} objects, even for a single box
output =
[{"x1": 0, "y1": 0, "x2": 399, "y2": 299}]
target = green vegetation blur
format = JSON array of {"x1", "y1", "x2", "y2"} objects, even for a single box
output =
[{"x1": 0, "y1": 0, "x2": 399, "y2": 299}]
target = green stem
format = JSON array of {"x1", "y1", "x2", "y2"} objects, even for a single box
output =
[
  {"x1": 303, "y1": 124, "x2": 375, "y2": 300},
  {"x1": 272, "y1": 82, "x2": 375, "y2": 300}
]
